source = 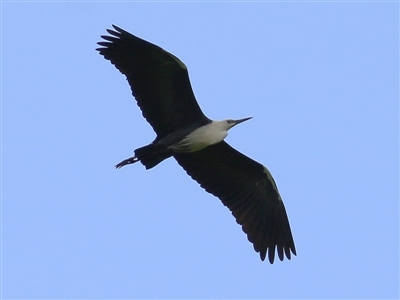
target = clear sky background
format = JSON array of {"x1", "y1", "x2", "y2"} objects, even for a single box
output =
[{"x1": 2, "y1": 1, "x2": 399, "y2": 299}]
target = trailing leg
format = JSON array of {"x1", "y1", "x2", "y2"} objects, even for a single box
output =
[
  {"x1": 134, "y1": 143, "x2": 173, "y2": 169},
  {"x1": 115, "y1": 143, "x2": 173, "y2": 170},
  {"x1": 115, "y1": 156, "x2": 139, "y2": 169}
]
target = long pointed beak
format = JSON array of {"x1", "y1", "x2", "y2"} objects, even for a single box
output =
[{"x1": 233, "y1": 117, "x2": 253, "y2": 125}]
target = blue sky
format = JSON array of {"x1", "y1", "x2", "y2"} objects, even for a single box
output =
[{"x1": 2, "y1": 1, "x2": 399, "y2": 299}]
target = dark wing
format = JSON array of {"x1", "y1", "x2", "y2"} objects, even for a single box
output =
[
  {"x1": 174, "y1": 142, "x2": 296, "y2": 263},
  {"x1": 96, "y1": 25, "x2": 210, "y2": 139}
]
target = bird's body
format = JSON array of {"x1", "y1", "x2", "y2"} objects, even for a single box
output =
[
  {"x1": 97, "y1": 25, "x2": 296, "y2": 263},
  {"x1": 117, "y1": 118, "x2": 253, "y2": 169}
]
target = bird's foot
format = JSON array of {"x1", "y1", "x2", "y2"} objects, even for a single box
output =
[{"x1": 115, "y1": 156, "x2": 139, "y2": 169}]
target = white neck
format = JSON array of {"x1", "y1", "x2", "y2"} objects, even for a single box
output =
[{"x1": 177, "y1": 121, "x2": 229, "y2": 152}]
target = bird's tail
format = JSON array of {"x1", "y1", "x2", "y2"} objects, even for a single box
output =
[{"x1": 134, "y1": 143, "x2": 172, "y2": 170}]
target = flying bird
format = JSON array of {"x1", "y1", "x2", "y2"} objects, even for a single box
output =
[{"x1": 97, "y1": 25, "x2": 296, "y2": 263}]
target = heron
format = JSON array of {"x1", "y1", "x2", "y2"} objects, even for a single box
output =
[{"x1": 97, "y1": 25, "x2": 296, "y2": 264}]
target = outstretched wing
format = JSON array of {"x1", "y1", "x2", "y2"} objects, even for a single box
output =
[
  {"x1": 97, "y1": 25, "x2": 210, "y2": 139},
  {"x1": 174, "y1": 141, "x2": 296, "y2": 263}
]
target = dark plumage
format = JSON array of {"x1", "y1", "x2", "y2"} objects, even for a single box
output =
[{"x1": 97, "y1": 25, "x2": 296, "y2": 263}]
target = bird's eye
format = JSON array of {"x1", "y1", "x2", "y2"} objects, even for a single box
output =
[{"x1": 227, "y1": 120, "x2": 234, "y2": 124}]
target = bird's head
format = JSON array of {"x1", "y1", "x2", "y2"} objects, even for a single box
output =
[{"x1": 223, "y1": 117, "x2": 253, "y2": 130}]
